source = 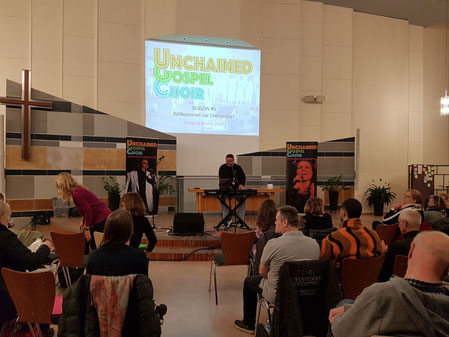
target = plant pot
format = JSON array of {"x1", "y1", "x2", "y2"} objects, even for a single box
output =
[
  {"x1": 329, "y1": 191, "x2": 339, "y2": 212},
  {"x1": 108, "y1": 192, "x2": 120, "y2": 211},
  {"x1": 373, "y1": 200, "x2": 384, "y2": 216}
]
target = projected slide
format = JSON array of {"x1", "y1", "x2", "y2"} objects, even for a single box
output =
[{"x1": 145, "y1": 40, "x2": 260, "y2": 135}]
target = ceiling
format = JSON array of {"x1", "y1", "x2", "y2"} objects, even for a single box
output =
[{"x1": 308, "y1": 0, "x2": 447, "y2": 27}]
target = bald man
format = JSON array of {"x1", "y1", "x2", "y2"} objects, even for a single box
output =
[
  {"x1": 378, "y1": 208, "x2": 422, "y2": 282},
  {"x1": 329, "y1": 231, "x2": 449, "y2": 337}
]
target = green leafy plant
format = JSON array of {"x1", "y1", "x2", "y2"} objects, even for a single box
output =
[
  {"x1": 364, "y1": 178, "x2": 396, "y2": 206},
  {"x1": 103, "y1": 176, "x2": 124, "y2": 195},
  {"x1": 156, "y1": 174, "x2": 175, "y2": 195},
  {"x1": 321, "y1": 175, "x2": 347, "y2": 193}
]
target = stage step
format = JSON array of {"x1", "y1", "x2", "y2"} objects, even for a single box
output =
[
  {"x1": 152, "y1": 235, "x2": 220, "y2": 248},
  {"x1": 149, "y1": 246, "x2": 221, "y2": 262}
]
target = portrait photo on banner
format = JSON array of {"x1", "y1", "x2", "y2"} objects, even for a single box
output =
[
  {"x1": 285, "y1": 141, "x2": 318, "y2": 213},
  {"x1": 125, "y1": 137, "x2": 158, "y2": 215}
]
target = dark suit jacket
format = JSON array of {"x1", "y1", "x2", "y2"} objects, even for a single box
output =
[
  {"x1": 377, "y1": 230, "x2": 419, "y2": 282},
  {"x1": 0, "y1": 225, "x2": 50, "y2": 323}
]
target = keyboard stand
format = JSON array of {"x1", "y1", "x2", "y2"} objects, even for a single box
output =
[{"x1": 213, "y1": 191, "x2": 251, "y2": 232}]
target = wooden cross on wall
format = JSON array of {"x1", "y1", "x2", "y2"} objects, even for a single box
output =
[{"x1": 0, "y1": 69, "x2": 52, "y2": 160}]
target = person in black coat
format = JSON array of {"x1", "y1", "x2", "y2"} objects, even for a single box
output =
[
  {"x1": 87, "y1": 209, "x2": 148, "y2": 276},
  {"x1": 0, "y1": 201, "x2": 52, "y2": 324},
  {"x1": 121, "y1": 192, "x2": 157, "y2": 253},
  {"x1": 218, "y1": 154, "x2": 247, "y2": 220},
  {"x1": 303, "y1": 197, "x2": 333, "y2": 236},
  {"x1": 378, "y1": 208, "x2": 421, "y2": 282}
]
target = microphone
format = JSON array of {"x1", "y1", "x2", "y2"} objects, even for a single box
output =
[
  {"x1": 230, "y1": 162, "x2": 234, "y2": 166},
  {"x1": 158, "y1": 155, "x2": 165, "y2": 161}
]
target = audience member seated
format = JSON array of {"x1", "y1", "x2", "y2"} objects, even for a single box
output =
[
  {"x1": 0, "y1": 201, "x2": 53, "y2": 330},
  {"x1": 0, "y1": 192, "x2": 54, "y2": 249},
  {"x1": 253, "y1": 199, "x2": 280, "y2": 275},
  {"x1": 320, "y1": 199, "x2": 382, "y2": 269},
  {"x1": 329, "y1": 231, "x2": 449, "y2": 337},
  {"x1": 120, "y1": 192, "x2": 157, "y2": 254},
  {"x1": 303, "y1": 197, "x2": 333, "y2": 236},
  {"x1": 378, "y1": 208, "x2": 421, "y2": 282},
  {"x1": 424, "y1": 195, "x2": 446, "y2": 225},
  {"x1": 380, "y1": 189, "x2": 423, "y2": 227},
  {"x1": 440, "y1": 193, "x2": 449, "y2": 216},
  {"x1": 86, "y1": 209, "x2": 149, "y2": 276},
  {"x1": 234, "y1": 206, "x2": 320, "y2": 334}
]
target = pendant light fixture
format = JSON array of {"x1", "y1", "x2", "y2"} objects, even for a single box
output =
[{"x1": 441, "y1": 0, "x2": 449, "y2": 116}]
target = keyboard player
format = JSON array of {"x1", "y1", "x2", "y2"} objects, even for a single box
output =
[{"x1": 218, "y1": 154, "x2": 246, "y2": 221}]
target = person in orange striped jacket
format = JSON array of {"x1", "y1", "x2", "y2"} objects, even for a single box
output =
[{"x1": 320, "y1": 198, "x2": 382, "y2": 268}]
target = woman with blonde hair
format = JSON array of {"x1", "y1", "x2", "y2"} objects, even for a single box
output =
[
  {"x1": 120, "y1": 192, "x2": 157, "y2": 253},
  {"x1": 86, "y1": 209, "x2": 148, "y2": 276},
  {"x1": 424, "y1": 195, "x2": 446, "y2": 225},
  {"x1": 382, "y1": 189, "x2": 423, "y2": 226},
  {"x1": 303, "y1": 197, "x2": 333, "y2": 236},
  {"x1": 55, "y1": 172, "x2": 111, "y2": 250}
]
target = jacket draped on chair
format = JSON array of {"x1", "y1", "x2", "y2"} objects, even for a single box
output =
[{"x1": 270, "y1": 259, "x2": 342, "y2": 337}]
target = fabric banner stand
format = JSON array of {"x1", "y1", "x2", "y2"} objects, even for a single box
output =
[
  {"x1": 125, "y1": 137, "x2": 158, "y2": 214},
  {"x1": 285, "y1": 141, "x2": 318, "y2": 213}
]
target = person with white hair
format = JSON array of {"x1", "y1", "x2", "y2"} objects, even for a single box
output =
[
  {"x1": 329, "y1": 231, "x2": 449, "y2": 337},
  {"x1": 378, "y1": 208, "x2": 422, "y2": 282},
  {"x1": 0, "y1": 201, "x2": 53, "y2": 327}
]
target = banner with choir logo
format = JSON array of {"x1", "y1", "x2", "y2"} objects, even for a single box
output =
[
  {"x1": 125, "y1": 137, "x2": 158, "y2": 214},
  {"x1": 285, "y1": 141, "x2": 318, "y2": 213}
]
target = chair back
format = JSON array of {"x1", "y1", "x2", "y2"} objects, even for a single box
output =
[
  {"x1": 341, "y1": 255, "x2": 385, "y2": 300},
  {"x1": 1, "y1": 268, "x2": 55, "y2": 324},
  {"x1": 221, "y1": 231, "x2": 255, "y2": 265},
  {"x1": 271, "y1": 259, "x2": 342, "y2": 337},
  {"x1": 94, "y1": 232, "x2": 104, "y2": 248},
  {"x1": 376, "y1": 224, "x2": 398, "y2": 247},
  {"x1": 51, "y1": 232, "x2": 85, "y2": 267},
  {"x1": 50, "y1": 224, "x2": 77, "y2": 235},
  {"x1": 392, "y1": 255, "x2": 408, "y2": 278},
  {"x1": 308, "y1": 227, "x2": 337, "y2": 246}
]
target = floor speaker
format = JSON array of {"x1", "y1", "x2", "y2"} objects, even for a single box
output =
[{"x1": 173, "y1": 213, "x2": 205, "y2": 234}]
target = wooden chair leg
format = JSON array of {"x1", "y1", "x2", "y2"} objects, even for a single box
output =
[
  {"x1": 27, "y1": 322, "x2": 36, "y2": 337},
  {"x1": 62, "y1": 267, "x2": 70, "y2": 288},
  {"x1": 213, "y1": 262, "x2": 218, "y2": 305},
  {"x1": 208, "y1": 260, "x2": 213, "y2": 292},
  {"x1": 256, "y1": 297, "x2": 262, "y2": 329},
  {"x1": 11, "y1": 317, "x2": 19, "y2": 337},
  {"x1": 36, "y1": 323, "x2": 43, "y2": 337}
]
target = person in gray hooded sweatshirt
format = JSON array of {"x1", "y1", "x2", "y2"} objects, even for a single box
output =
[{"x1": 329, "y1": 230, "x2": 449, "y2": 337}]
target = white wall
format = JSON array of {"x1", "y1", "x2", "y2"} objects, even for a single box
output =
[
  {"x1": 353, "y1": 13, "x2": 410, "y2": 207},
  {"x1": 174, "y1": 134, "x2": 258, "y2": 175},
  {"x1": 423, "y1": 22, "x2": 449, "y2": 164}
]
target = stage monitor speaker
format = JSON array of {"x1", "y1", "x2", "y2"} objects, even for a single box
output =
[{"x1": 173, "y1": 213, "x2": 205, "y2": 234}]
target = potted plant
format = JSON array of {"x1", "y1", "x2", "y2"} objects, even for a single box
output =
[
  {"x1": 103, "y1": 177, "x2": 124, "y2": 211},
  {"x1": 150, "y1": 174, "x2": 176, "y2": 215},
  {"x1": 322, "y1": 175, "x2": 346, "y2": 212},
  {"x1": 364, "y1": 179, "x2": 396, "y2": 216}
]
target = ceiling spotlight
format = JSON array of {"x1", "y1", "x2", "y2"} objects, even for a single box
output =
[
  {"x1": 226, "y1": 41, "x2": 229, "y2": 44},
  {"x1": 183, "y1": 37, "x2": 187, "y2": 40}
]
